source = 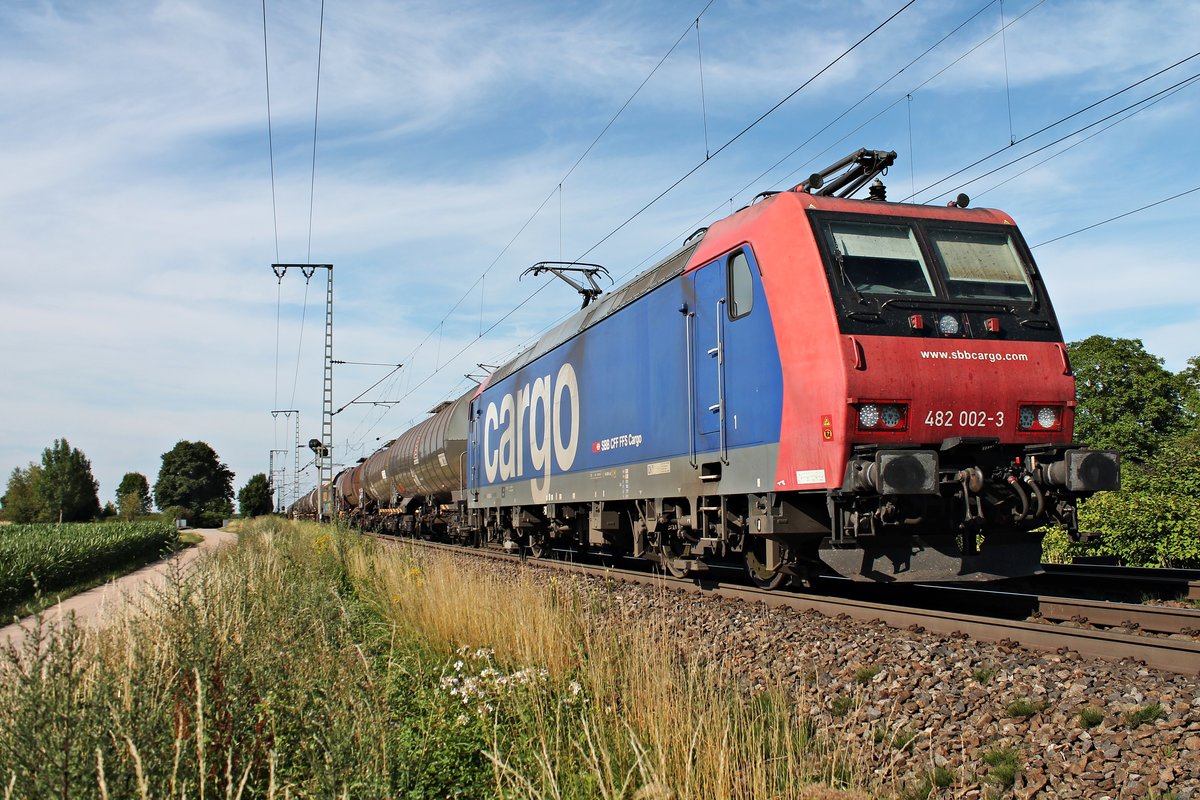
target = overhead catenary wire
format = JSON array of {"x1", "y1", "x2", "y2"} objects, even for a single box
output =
[
  {"x1": 904, "y1": 49, "x2": 1200, "y2": 202},
  {"x1": 307, "y1": 0, "x2": 326, "y2": 263},
  {"x1": 971, "y1": 74, "x2": 1200, "y2": 202},
  {"x1": 342, "y1": 4, "x2": 1197, "y2": 462},
  {"x1": 919, "y1": 67, "x2": 1200, "y2": 203},
  {"x1": 1031, "y1": 185, "x2": 1200, "y2": 249},
  {"x1": 386, "y1": 0, "x2": 721, "y2": 389},
  {"x1": 340, "y1": 1, "x2": 916, "y2": 455}
]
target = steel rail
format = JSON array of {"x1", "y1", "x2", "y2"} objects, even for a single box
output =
[
  {"x1": 365, "y1": 534, "x2": 1200, "y2": 675},
  {"x1": 1040, "y1": 563, "x2": 1200, "y2": 602},
  {"x1": 1033, "y1": 596, "x2": 1200, "y2": 635}
]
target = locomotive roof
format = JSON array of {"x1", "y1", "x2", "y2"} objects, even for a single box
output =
[{"x1": 487, "y1": 234, "x2": 704, "y2": 385}]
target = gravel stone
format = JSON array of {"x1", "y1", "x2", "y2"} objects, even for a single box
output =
[{"x1": 443, "y1": 551, "x2": 1200, "y2": 797}]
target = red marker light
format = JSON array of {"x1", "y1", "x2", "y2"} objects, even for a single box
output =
[
  {"x1": 908, "y1": 314, "x2": 924, "y2": 330},
  {"x1": 984, "y1": 317, "x2": 1001, "y2": 333}
]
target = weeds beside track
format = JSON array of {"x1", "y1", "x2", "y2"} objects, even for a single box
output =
[{"x1": 0, "y1": 518, "x2": 869, "y2": 800}]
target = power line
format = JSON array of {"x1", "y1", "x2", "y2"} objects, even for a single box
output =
[
  {"x1": 971, "y1": 75, "x2": 1200, "y2": 202},
  {"x1": 387, "y1": 0, "x2": 720, "y2": 385},
  {"x1": 261, "y1": 0, "x2": 279, "y2": 264},
  {"x1": 725, "y1": 0, "x2": 1008, "y2": 209},
  {"x1": 924, "y1": 68, "x2": 1200, "y2": 203},
  {"x1": 307, "y1": 0, "x2": 326, "y2": 262},
  {"x1": 905, "y1": 50, "x2": 1200, "y2": 202},
  {"x1": 340, "y1": 1, "x2": 916, "y2": 454},
  {"x1": 1031, "y1": 185, "x2": 1200, "y2": 248},
  {"x1": 575, "y1": 0, "x2": 917, "y2": 262}
]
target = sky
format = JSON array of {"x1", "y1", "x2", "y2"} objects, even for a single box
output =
[{"x1": 2, "y1": 0, "x2": 1198, "y2": 512}]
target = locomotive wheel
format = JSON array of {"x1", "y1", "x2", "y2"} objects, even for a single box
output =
[
  {"x1": 658, "y1": 534, "x2": 694, "y2": 578},
  {"x1": 744, "y1": 540, "x2": 789, "y2": 590},
  {"x1": 528, "y1": 532, "x2": 550, "y2": 559}
]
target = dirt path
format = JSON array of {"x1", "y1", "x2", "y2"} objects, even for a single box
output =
[{"x1": 0, "y1": 529, "x2": 237, "y2": 650}]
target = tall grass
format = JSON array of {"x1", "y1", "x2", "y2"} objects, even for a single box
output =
[
  {"x1": 0, "y1": 521, "x2": 177, "y2": 614},
  {"x1": 0, "y1": 519, "x2": 871, "y2": 799}
]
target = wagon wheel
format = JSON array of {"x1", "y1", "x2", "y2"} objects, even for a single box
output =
[{"x1": 744, "y1": 538, "x2": 789, "y2": 590}]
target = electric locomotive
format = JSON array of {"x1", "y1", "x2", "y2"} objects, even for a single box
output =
[{"x1": 303, "y1": 149, "x2": 1120, "y2": 585}]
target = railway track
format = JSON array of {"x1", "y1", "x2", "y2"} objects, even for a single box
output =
[
  {"x1": 364, "y1": 533, "x2": 1200, "y2": 675},
  {"x1": 1038, "y1": 562, "x2": 1200, "y2": 602}
]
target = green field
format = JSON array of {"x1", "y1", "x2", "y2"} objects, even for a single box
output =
[{"x1": 0, "y1": 521, "x2": 178, "y2": 615}]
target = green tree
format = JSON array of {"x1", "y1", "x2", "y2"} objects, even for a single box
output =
[
  {"x1": 37, "y1": 438, "x2": 101, "y2": 522},
  {"x1": 238, "y1": 473, "x2": 274, "y2": 518},
  {"x1": 115, "y1": 472, "x2": 152, "y2": 518},
  {"x1": 1180, "y1": 355, "x2": 1200, "y2": 422},
  {"x1": 1, "y1": 464, "x2": 49, "y2": 523},
  {"x1": 1068, "y1": 336, "x2": 1188, "y2": 463},
  {"x1": 153, "y1": 441, "x2": 234, "y2": 526}
]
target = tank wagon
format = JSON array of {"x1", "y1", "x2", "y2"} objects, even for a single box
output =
[{"x1": 295, "y1": 150, "x2": 1119, "y2": 585}]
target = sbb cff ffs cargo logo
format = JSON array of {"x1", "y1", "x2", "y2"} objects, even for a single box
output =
[{"x1": 482, "y1": 362, "x2": 580, "y2": 501}]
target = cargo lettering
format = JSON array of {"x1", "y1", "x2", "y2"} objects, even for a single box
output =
[{"x1": 483, "y1": 362, "x2": 579, "y2": 494}]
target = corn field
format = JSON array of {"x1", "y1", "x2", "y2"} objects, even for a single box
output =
[{"x1": 0, "y1": 521, "x2": 177, "y2": 612}]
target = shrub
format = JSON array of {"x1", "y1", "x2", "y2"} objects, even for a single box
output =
[{"x1": 1079, "y1": 706, "x2": 1104, "y2": 728}]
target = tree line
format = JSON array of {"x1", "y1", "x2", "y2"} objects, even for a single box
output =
[{"x1": 1, "y1": 440, "x2": 273, "y2": 527}]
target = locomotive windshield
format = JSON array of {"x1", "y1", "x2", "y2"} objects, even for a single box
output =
[
  {"x1": 812, "y1": 211, "x2": 1060, "y2": 341},
  {"x1": 826, "y1": 221, "x2": 935, "y2": 296},
  {"x1": 927, "y1": 227, "x2": 1034, "y2": 301}
]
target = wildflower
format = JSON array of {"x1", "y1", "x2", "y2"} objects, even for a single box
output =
[{"x1": 453, "y1": 660, "x2": 464, "y2": 671}]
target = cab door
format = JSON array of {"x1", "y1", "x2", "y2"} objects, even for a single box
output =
[{"x1": 685, "y1": 248, "x2": 771, "y2": 466}]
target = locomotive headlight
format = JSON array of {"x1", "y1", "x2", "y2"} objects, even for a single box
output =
[
  {"x1": 880, "y1": 405, "x2": 903, "y2": 428},
  {"x1": 858, "y1": 404, "x2": 881, "y2": 429},
  {"x1": 938, "y1": 314, "x2": 960, "y2": 335},
  {"x1": 856, "y1": 402, "x2": 908, "y2": 432},
  {"x1": 1018, "y1": 404, "x2": 1063, "y2": 432}
]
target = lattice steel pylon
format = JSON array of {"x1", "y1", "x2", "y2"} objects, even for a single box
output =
[
  {"x1": 272, "y1": 263, "x2": 334, "y2": 520},
  {"x1": 319, "y1": 266, "x2": 334, "y2": 519},
  {"x1": 271, "y1": 409, "x2": 300, "y2": 510},
  {"x1": 269, "y1": 449, "x2": 288, "y2": 512}
]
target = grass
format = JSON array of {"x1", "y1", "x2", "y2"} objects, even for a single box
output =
[
  {"x1": 852, "y1": 665, "x2": 880, "y2": 684},
  {"x1": 971, "y1": 666, "x2": 996, "y2": 684},
  {"x1": 0, "y1": 521, "x2": 182, "y2": 621},
  {"x1": 1124, "y1": 702, "x2": 1165, "y2": 727},
  {"x1": 1005, "y1": 698, "x2": 1046, "y2": 718},
  {"x1": 831, "y1": 695, "x2": 857, "y2": 717},
  {"x1": 897, "y1": 766, "x2": 954, "y2": 800},
  {"x1": 1079, "y1": 706, "x2": 1104, "y2": 728},
  {"x1": 981, "y1": 745, "x2": 1021, "y2": 789},
  {"x1": 0, "y1": 519, "x2": 874, "y2": 799}
]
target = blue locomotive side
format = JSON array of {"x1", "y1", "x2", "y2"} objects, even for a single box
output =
[{"x1": 467, "y1": 246, "x2": 783, "y2": 507}]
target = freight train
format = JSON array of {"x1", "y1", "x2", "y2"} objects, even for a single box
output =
[{"x1": 289, "y1": 149, "x2": 1120, "y2": 585}]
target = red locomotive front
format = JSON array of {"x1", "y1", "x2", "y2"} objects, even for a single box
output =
[{"x1": 696, "y1": 154, "x2": 1119, "y2": 581}]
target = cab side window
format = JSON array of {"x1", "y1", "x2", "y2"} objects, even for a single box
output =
[{"x1": 728, "y1": 250, "x2": 754, "y2": 319}]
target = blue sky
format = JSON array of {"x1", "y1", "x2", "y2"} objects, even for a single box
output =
[{"x1": 2, "y1": 0, "x2": 1198, "y2": 510}]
